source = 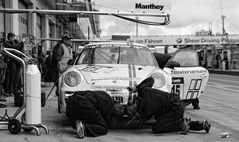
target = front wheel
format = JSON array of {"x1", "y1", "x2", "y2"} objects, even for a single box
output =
[{"x1": 58, "y1": 95, "x2": 62, "y2": 113}]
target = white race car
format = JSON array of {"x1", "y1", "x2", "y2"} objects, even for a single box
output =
[{"x1": 57, "y1": 42, "x2": 209, "y2": 113}]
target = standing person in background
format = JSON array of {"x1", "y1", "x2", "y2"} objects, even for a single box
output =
[
  {"x1": 51, "y1": 33, "x2": 73, "y2": 111},
  {"x1": 207, "y1": 51, "x2": 212, "y2": 69},
  {"x1": 44, "y1": 50, "x2": 52, "y2": 82},
  {"x1": 0, "y1": 52, "x2": 7, "y2": 103},
  {"x1": 3, "y1": 33, "x2": 24, "y2": 97},
  {"x1": 198, "y1": 51, "x2": 203, "y2": 66},
  {"x1": 215, "y1": 51, "x2": 221, "y2": 69},
  {"x1": 202, "y1": 49, "x2": 208, "y2": 68},
  {"x1": 222, "y1": 55, "x2": 229, "y2": 70},
  {"x1": 51, "y1": 33, "x2": 73, "y2": 82}
]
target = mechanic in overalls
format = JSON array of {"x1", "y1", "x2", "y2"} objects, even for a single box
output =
[
  {"x1": 127, "y1": 77, "x2": 211, "y2": 134},
  {"x1": 66, "y1": 90, "x2": 126, "y2": 139},
  {"x1": 51, "y1": 33, "x2": 73, "y2": 111}
]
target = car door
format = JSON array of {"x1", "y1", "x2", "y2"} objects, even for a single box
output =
[{"x1": 163, "y1": 50, "x2": 209, "y2": 100}]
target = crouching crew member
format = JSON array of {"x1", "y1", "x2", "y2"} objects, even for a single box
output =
[
  {"x1": 66, "y1": 90, "x2": 125, "y2": 139},
  {"x1": 128, "y1": 77, "x2": 211, "y2": 134}
]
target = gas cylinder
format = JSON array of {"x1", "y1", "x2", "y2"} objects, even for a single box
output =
[{"x1": 25, "y1": 63, "x2": 41, "y2": 124}]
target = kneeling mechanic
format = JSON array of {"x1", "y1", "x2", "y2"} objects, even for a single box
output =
[
  {"x1": 66, "y1": 90, "x2": 126, "y2": 138},
  {"x1": 127, "y1": 77, "x2": 211, "y2": 134}
]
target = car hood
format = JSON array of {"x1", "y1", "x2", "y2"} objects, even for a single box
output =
[{"x1": 75, "y1": 64, "x2": 158, "y2": 86}]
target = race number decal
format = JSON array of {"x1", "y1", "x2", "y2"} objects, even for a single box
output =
[
  {"x1": 172, "y1": 77, "x2": 184, "y2": 97},
  {"x1": 172, "y1": 84, "x2": 180, "y2": 96}
]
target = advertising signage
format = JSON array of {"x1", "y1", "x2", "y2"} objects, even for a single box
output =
[
  {"x1": 130, "y1": 35, "x2": 239, "y2": 46},
  {"x1": 132, "y1": 0, "x2": 171, "y2": 13}
]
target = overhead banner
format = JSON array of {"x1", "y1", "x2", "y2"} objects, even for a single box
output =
[{"x1": 130, "y1": 35, "x2": 239, "y2": 46}]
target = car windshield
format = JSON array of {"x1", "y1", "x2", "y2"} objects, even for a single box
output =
[
  {"x1": 171, "y1": 50, "x2": 199, "y2": 67},
  {"x1": 76, "y1": 44, "x2": 158, "y2": 66}
]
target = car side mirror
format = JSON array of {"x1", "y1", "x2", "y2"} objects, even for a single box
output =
[{"x1": 166, "y1": 61, "x2": 181, "y2": 69}]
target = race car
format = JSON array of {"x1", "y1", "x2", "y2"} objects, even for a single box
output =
[
  {"x1": 57, "y1": 41, "x2": 209, "y2": 113},
  {"x1": 162, "y1": 49, "x2": 209, "y2": 106}
]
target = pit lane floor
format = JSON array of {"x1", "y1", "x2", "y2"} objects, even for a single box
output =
[{"x1": 0, "y1": 74, "x2": 238, "y2": 142}]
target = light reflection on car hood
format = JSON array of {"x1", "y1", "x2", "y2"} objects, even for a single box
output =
[{"x1": 75, "y1": 64, "x2": 158, "y2": 86}]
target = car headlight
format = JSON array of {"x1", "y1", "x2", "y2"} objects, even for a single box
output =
[
  {"x1": 151, "y1": 73, "x2": 166, "y2": 88},
  {"x1": 64, "y1": 71, "x2": 81, "y2": 87}
]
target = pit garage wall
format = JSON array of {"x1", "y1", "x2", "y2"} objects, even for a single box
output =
[
  {"x1": 0, "y1": 1, "x2": 4, "y2": 33},
  {"x1": 2, "y1": 0, "x2": 28, "y2": 39},
  {"x1": 1, "y1": 0, "x2": 57, "y2": 52},
  {"x1": 19, "y1": 0, "x2": 28, "y2": 37}
]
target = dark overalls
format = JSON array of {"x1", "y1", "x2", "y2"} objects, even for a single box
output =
[
  {"x1": 136, "y1": 77, "x2": 205, "y2": 134},
  {"x1": 3, "y1": 41, "x2": 24, "y2": 94},
  {"x1": 66, "y1": 91, "x2": 114, "y2": 137}
]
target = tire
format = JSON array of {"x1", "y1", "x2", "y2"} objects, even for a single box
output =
[
  {"x1": 8, "y1": 119, "x2": 21, "y2": 134},
  {"x1": 58, "y1": 95, "x2": 62, "y2": 113}
]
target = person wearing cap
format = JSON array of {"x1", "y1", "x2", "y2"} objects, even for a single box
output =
[
  {"x1": 51, "y1": 33, "x2": 73, "y2": 110},
  {"x1": 52, "y1": 33, "x2": 73, "y2": 74}
]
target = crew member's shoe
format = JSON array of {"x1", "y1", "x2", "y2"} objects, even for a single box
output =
[
  {"x1": 192, "y1": 99, "x2": 200, "y2": 110},
  {"x1": 193, "y1": 105, "x2": 200, "y2": 110},
  {"x1": 75, "y1": 120, "x2": 84, "y2": 139},
  {"x1": 202, "y1": 120, "x2": 211, "y2": 133}
]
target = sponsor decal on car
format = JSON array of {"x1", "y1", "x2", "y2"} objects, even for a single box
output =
[
  {"x1": 91, "y1": 77, "x2": 141, "y2": 81},
  {"x1": 172, "y1": 70, "x2": 208, "y2": 75},
  {"x1": 186, "y1": 79, "x2": 202, "y2": 99},
  {"x1": 81, "y1": 65, "x2": 113, "y2": 73},
  {"x1": 111, "y1": 96, "x2": 125, "y2": 104}
]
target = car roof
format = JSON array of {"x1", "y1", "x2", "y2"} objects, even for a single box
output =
[{"x1": 86, "y1": 41, "x2": 148, "y2": 47}]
